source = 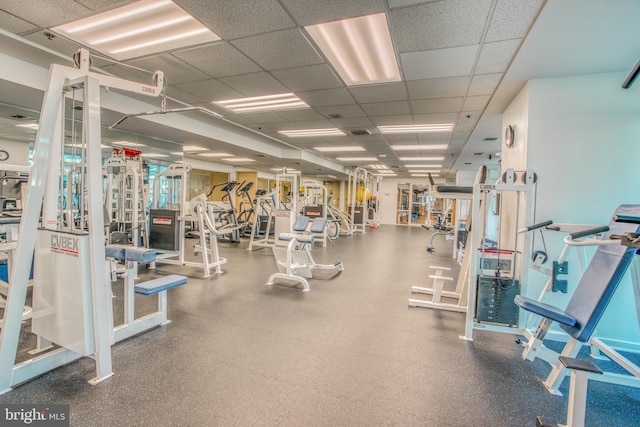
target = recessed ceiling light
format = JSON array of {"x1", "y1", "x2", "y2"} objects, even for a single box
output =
[
  {"x1": 335, "y1": 157, "x2": 378, "y2": 162},
  {"x1": 390, "y1": 144, "x2": 448, "y2": 151},
  {"x1": 375, "y1": 171, "x2": 397, "y2": 175},
  {"x1": 222, "y1": 158, "x2": 255, "y2": 162},
  {"x1": 51, "y1": 0, "x2": 220, "y2": 60},
  {"x1": 111, "y1": 141, "x2": 146, "y2": 147},
  {"x1": 398, "y1": 156, "x2": 445, "y2": 161},
  {"x1": 197, "y1": 152, "x2": 232, "y2": 157},
  {"x1": 378, "y1": 124, "x2": 454, "y2": 134},
  {"x1": 305, "y1": 13, "x2": 400, "y2": 86},
  {"x1": 279, "y1": 129, "x2": 345, "y2": 137},
  {"x1": 411, "y1": 174, "x2": 438, "y2": 177},
  {"x1": 368, "y1": 164, "x2": 389, "y2": 170},
  {"x1": 212, "y1": 93, "x2": 309, "y2": 113},
  {"x1": 182, "y1": 145, "x2": 208, "y2": 152},
  {"x1": 314, "y1": 146, "x2": 365, "y2": 152},
  {"x1": 170, "y1": 152, "x2": 183, "y2": 155}
]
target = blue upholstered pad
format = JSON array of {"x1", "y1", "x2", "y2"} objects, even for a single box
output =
[
  {"x1": 292, "y1": 217, "x2": 310, "y2": 232},
  {"x1": 134, "y1": 274, "x2": 187, "y2": 295},
  {"x1": 514, "y1": 295, "x2": 578, "y2": 328},
  {"x1": 105, "y1": 246, "x2": 126, "y2": 260},
  {"x1": 124, "y1": 248, "x2": 157, "y2": 263},
  {"x1": 310, "y1": 218, "x2": 327, "y2": 233}
]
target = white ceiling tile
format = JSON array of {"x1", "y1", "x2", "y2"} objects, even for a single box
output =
[
  {"x1": 280, "y1": 0, "x2": 386, "y2": 26},
  {"x1": 272, "y1": 64, "x2": 342, "y2": 91},
  {"x1": 0, "y1": 11, "x2": 38, "y2": 34},
  {"x1": 125, "y1": 55, "x2": 212, "y2": 85},
  {"x1": 411, "y1": 98, "x2": 463, "y2": 114},
  {"x1": 475, "y1": 39, "x2": 522, "y2": 74},
  {"x1": 275, "y1": 109, "x2": 326, "y2": 121},
  {"x1": 172, "y1": 43, "x2": 261, "y2": 78},
  {"x1": 407, "y1": 77, "x2": 470, "y2": 99},
  {"x1": 413, "y1": 112, "x2": 459, "y2": 123},
  {"x1": 218, "y1": 72, "x2": 288, "y2": 97},
  {"x1": 164, "y1": 86, "x2": 206, "y2": 105},
  {"x1": 360, "y1": 101, "x2": 411, "y2": 116},
  {"x1": 468, "y1": 73, "x2": 502, "y2": 96},
  {"x1": 316, "y1": 105, "x2": 366, "y2": 118},
  {"x1": 237, "y1": 111, "x2": 287, "y2": 124},
  {"x1": 384, "y1": 134, "x2": 418, "y2": 142},
  {"x1": 462, "y1": 95, "x2": 490, "y2": 111},
  {"x1": 349, "y1": 82, "x2": 408, "y2": 103},
  {"x1": 73, "y1": 1, "x2": 126, "y2": 10},
  {"x1": 0, "y1": 0, "x2": 92, "y2": 27},
  {"x1": 416, "y1": 134, "x2": 453, "y2": 143},
  {"x1": 453, "y1": 131, "x2": 471, "y2": 139},
  {"x1": 389, "y1": 0, "x2": 492, "y2": 52},
  {"x1": 175, "y1": 0, "x2": 294, "y2": 40},
  {"x1": 402, "y1": 45, "x2": 479, "y2": 80},
  {"x1": 485, "y1": 0, "x2": 545, "y2": 43},
  {"x1": 328, "y1": 117, "x2": 374, "y2": 128},
  {"x1": 232, "y1": 29, "x2": 323, "y2": 71},
  {"x1": 388, "y1": 0, "x2": 430, "y2": 8},
  {"x1": 176, "y1": 79, "x2": 243, "y2": 102},
  {"x1": 368, "y1": 115, "x2": 413, "y2": 125},
  {"x1": 298, "y1": 88, "x2": 356, "y2": 107}
]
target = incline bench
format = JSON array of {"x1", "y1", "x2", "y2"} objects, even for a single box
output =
[{"x1": 514, "y1": 204, "x2": 640, "y2": 396}]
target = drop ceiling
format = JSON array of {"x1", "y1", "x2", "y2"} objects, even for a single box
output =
[{"x1": 0, "y1": 0, "x2": 638, "y2": 179}]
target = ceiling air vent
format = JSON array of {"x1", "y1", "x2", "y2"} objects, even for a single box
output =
[
  {"x1": 473, "y1": 152, "x2": 484, "y2": 156},
  {"x1": 350, "y1": 129, "x2": 371, "y2": 136},
  {"x1": 483, "y1": 137, "x2": 498, "y2": 141}
]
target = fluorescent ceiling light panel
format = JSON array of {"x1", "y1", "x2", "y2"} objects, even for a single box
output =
[
  {"x1": 305, "y1": 13, "x2": 400, "y2": 86},
  {"x1": 223, "y1": 158, "x2": 254, "y2": 162},
  {"x1": 378, "y1": 124, "x2": 454, "y2": 134},
  {"x1": 111, "y1": 141, "x2": 146, "y2": 147},
  {"x1": 197, "y1": 152, "x2": 232, "y2": 157},
  {"x1": 314, "y1": 146, "x2": 365, "y2": 152},
  {"x1": 271, "y1": 168, "x2": 299, "y2": 173},
  {"x1": 280, "y1": 129, "x2": 345, "y2": 137},
  {"x1": 408, "y1": 170, "x2": 440, "y2": 173},
  {"x1": 213, "y1": 93, "x2": 309, "y2": 113},
  {"x1": 51, "y1": 0, "x2": 220, "y2": 61},
  {"x1": 368, "y1": 164, "x2": 389, "y2": 170},
  {"x1": 391, "y1": 144, "x2": 448, "y2": 151},
  {"x1": 15, "y1": 123, "x2": 39, "y2": 129},
  {"x1": 140, "y1": 153, "x2": 169, "y2": 158},
  {"x1": 404, "y1": 164, "x2": 442, "y2": 168},
  {"x1": 376, "y1": 171, "x2": 397, "y2": 175},
  {"x1": 398, "y1": 156, "x2": 445, "y2": 161},
  {"x1": 335, "y1": 157, "x2": 378, "y2": 162},
  {"x1": 411, "y1": 174, "x2": 438, "y2": 177},
  {"x1": 182, "y1": 145, "x2": 208, "y2": 152}
]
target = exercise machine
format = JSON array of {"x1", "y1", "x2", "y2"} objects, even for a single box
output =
[
  {"x1": 149, "y1": 164, "x2": 227, "y2": 277},
  {"x1": 103, "y1": 147, "x2": 148, "y2": 248},
  {"x1": 0, "y1": 49, "x2": 165, "y2": 392},
  {"x1": 267, "y1": 216, "x2": 344, "y2": 291},
  {"x1": 247, "y1": 189, "x2": 277, "y2": 251},
  {"x1": 514, "y1": 205, "x2": 640, "y2": 395}
]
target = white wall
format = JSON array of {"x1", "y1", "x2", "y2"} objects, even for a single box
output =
[
  {"x1": 503, "y1": 72, "x2": 640, "y2": 350},
  {"x1": 0, "y1": 139, "x2": 30, "y2": 166}
]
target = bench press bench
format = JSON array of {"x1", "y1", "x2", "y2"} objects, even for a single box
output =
[{"x1": 105, "y1": 245, "x2": 187, "y2": 341}]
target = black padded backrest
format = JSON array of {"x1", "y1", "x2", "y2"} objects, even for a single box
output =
[{"x1": 561, "y1": 204, "x2": 640, "y2": 342}]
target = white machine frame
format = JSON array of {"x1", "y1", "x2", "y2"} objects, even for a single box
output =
[{"x1": 0, "y1": 49, "x2": 164, "y2": 392}]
